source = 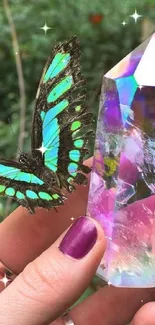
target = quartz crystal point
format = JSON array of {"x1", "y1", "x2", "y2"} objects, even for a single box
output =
[{"x1": 87, "y1": 34, "x2": 155, "y2": 287}]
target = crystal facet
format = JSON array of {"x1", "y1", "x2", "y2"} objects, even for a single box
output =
[{"x1": 87, "y1": 34, "x2": 155, "y2": 287}]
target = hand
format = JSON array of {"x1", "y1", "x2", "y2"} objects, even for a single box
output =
[{"x1": 0, "y1": 160, "x2": 154, "y2": 325}]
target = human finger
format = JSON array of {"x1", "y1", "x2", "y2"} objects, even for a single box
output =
[
  {"x1": 0, "y1": 153, "x2": 137, "y2": 279},
  {"x1": 53, "y1": 285, "x2": 155, "y2": 325},
  {"x1": 0, "y1": 158, "x2": 92, "y2": 278},
  {"x1": 0, "y1": 217, "x2": 105, "y2": 325},
  {"x1": 131, "y1": 301, "x2": 155, "y2": 325}
]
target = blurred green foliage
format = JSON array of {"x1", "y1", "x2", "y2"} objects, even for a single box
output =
[{"x1": 0, "y1": 0, "x2": 155, "y2": 216}]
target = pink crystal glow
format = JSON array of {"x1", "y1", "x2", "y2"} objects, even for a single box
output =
[{"x1": 87, "y1": 33, "x2": 155, "y2": 287}]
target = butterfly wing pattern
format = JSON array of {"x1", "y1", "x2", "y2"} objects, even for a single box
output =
[
  {"x1": 0, "y1": 36, "x2": 93, "y2": 213},
  {"x1": 32, "y1": 36, "x2": 92, "y2": 190},
  {"x1": 0, "y1": 159, "x2": 64, "y2": 212}
]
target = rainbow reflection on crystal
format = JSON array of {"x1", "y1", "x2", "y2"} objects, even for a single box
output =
[{"x1": 87, "y1": 33, "x2": 155, "y2": 287}]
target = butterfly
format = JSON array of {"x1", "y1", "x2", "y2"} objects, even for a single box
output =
[{"x1": 0, "y1": 36, "x2": 93, "y2": 213}]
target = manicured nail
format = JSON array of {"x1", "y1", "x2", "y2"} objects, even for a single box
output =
[{"x1": 59, "y1": 216, "x2": 97, "y2": 259}]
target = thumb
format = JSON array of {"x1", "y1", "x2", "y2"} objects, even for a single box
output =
[{"x1": 0, "y1": 216, "x2": 105, "y2": 325}]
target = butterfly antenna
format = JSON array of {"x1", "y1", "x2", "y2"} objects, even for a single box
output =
[{"x1": 7, "y1": 118, "x2": 22, "y2": 156}]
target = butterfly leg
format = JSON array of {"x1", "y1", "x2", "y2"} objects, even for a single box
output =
[{"x1": 22, "y1": 199, "x2": 35, "y2": 214}]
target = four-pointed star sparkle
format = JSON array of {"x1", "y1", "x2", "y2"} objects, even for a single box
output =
[
  {"x1": 122, "y1": 21, "x2": 127, "y2": 26},
  {"x1": 130, "y1": 10, "x2": 142, "y2": 23},
  {"x1": 0, "y1": 273, "x2": 11, "y2": 287},
  {"x1": 40, "y1": 22, "x2": 52, "y2": 34},
  {"x1": 37, "y1": 145, "x2": 49, "y2": 155}
]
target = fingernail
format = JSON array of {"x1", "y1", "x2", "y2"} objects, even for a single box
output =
[{"x1": 59, "y1": 216, "x2": 97, "y2": 259}]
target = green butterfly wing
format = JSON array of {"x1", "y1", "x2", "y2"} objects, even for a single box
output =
[
  {"x1": 32, "y1": 36, "x2": 93, "y2": 191},
  {"x1": 0, "y1": 36, "x2": 92, "y2": 213},
  {"x1": 0, "y1": 160, "x2": 64, "y2": 213}
]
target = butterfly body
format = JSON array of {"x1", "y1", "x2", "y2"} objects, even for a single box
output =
[{"x1": 0, "y1": 36, "x2": 93, "y2": 213}]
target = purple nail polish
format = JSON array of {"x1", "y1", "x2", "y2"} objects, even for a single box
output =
[{"x1": 59, "y1": 216, "x2": 97, "y2": 259}]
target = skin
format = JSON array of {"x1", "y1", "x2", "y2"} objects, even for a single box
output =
[{"x1": 0, "y1": 159, "x2": 154, "y2": 324}]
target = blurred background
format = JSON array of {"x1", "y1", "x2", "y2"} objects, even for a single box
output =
[{"x1": 0, "y1": 0, "x2": 155, "y2": 217}]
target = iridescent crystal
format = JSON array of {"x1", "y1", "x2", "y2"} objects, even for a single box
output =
[{"x1": 87, "y1": 33, "x2": 155, "y2": 287}]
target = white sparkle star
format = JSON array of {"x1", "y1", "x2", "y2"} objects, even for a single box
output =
[
  {"x1": 0, "y1": 274, "x2": 10, "y2": 287},
  {"x1": 130, "y1": 10, "x2": 142, "y2": 23},
  {"x1": 122, "y1": 21, "x2": 127, "y2": 26},
  {"x1": 40, "y1": 22, "x2": 52, "y2": 34},
  {"x1": 71, "y1": 217, "x2": 75, "y2": 221},
  {"x1": 37, "y1": 145, "x2": 48, "y2": 155}
]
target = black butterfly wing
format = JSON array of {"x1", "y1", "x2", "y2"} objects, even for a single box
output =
[
  {"x1": 0, "y1": 159, "x2": 65, "y2": 213},
  {"x1": 31, "y1": 36, "x2": 93, "y2": 192}
]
